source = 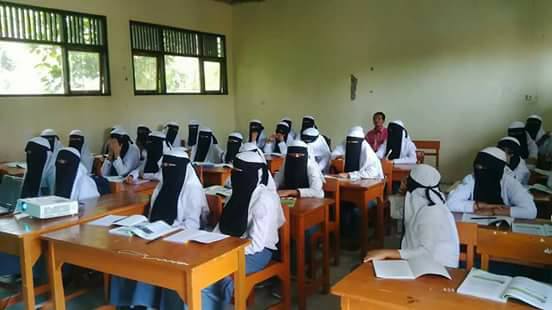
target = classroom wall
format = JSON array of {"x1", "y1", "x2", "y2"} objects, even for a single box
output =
[
  {"x1": 535, "y1": 0, "x2": 552, "y2": 125},
  {"x1": 232, "y1": 0, "x2": 539, "y2": 182},
  {"x1": 0, "y1": 0, "x2": 236, "y2": 161}
]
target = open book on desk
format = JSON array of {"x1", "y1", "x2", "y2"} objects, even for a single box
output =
[
  {"x1": 458, "y1": 268, "x2": 552, "y2": 310},
  {"x1": 204, "y1": 185, "x2": 232, "y2": 198},
  {"x1": 529, "y1": 183, "x2": 552, "y2": 195},
  {"x1": 164, "y1": 229, "x2": 229, "y2": 244},
  {"x1": 109, "y1": 218, "x2": 179, "y2": 241},
  {"x1": 372, "y1": 255, "x2": 451, "y2": 280},
  {"x1": 461, "y1": 213, "x2": 513, "y2": 226}
]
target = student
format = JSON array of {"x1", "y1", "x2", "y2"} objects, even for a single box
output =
[
  {"x1": 332, "y1": 126, "x2": 384, "y2": 180},
  {"x1": 233, "y1": 142, "x2": 277, "y2": 190},
  {"x1": 497, "y1": 137, "x2": 530, "y2": 186},
  {"x1": 191, "y1": 128, "x2": 223, "y2": 163},
  {"x1": 376, "y1": 120, "x2": 417, "y2": 164},
  {"x1": 53, "y1": 147, "x2": 99, "y2": 200},
  {"x1": 447, "y1": 147, "x2": 537, "y2": 219},
  {"x1": 525, "y1": 114, "x2": 548, "y2": 149},
  {"x1": 127, "y1": 131, "x2": 171, "y2": 182},
  {"x1": 222, "y1": 132, "x2": 243, "y2": 164},
  {"x1": 280, "y1": 116, "x2": 296, "y2": 140},
  {"x1": 301, "y1": 127, "x2": 332, "y2": 173},
  {"x1": 110, "y1": 148, "x2": 209, "y2": 308},
  {"x1": 274, "y1": 140, "x2": 324, "y2": 198},
  {"x1": 135, "y1": 125, "x2": 151, "y2": 160},
  {"x1": 508, "y1": 121, "x2": 538, "y2": 160},
  {"x1": 100, "y1": 128, "x2": 140, "y2": 177},
  {"x1": 300, "y1": 115, "x2": 317, "y2": 133},
  {"x1": 40, "y1": 128, "x2": 63, "y2": 155},
  {"x1": 68, "y1": 130, "x2": 93, "y2": 173},
  {"x1": 187, "y1": 120, "x2": 200, "y2": 148},
  {"x1": 248, "y1": 119, "x2": 267, "y2": 148},
  {"x1": 365, "y1": 112, "x2": 388, "y2": 152},
  {"x1": 163, "y1": 121, "x2": 181, "y2": 147},
  {"x1": 161, "y1": 151, "x2": 285, "y2": 310},
  {"x1": 20, "y1": 137, "x2": 53, "y2": 198},
  {"x1": 102, "y1": 124, "x2": 123, "y2": 154},
  {"x1": 264, "y1": 121, "x2": 291, "y2": 155},
  {"x1": 363, "y1": 164, "x2": 459, "y2": 268}
]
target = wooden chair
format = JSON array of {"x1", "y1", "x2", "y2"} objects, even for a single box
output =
[
  {"x1": 193, "y1": 164, "x2": 204, "y2": 184},
  {"x1": 415, "y1": 151, "x2": 425, "y2": 164},
  {"x1": 456, "y1": 222, "x2": 477, "y2": 270},
  {"x1": 413, "y1": 140, "x2": 440, "y2": 168},
  {"x1": 380, "y1": 160, "x2": 393, "y2": 196},
  {"x1": 329, "y1": 159, "x2": 344, "y2": 174},
  {"x1": 206, "y1": 196, "x2": 292, "y2": 309}
]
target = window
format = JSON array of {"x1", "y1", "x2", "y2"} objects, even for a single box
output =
[
  {"x1": 0, "y1": 2, "x2": 110, "y2": 96},
  {"x1": 130, "y1": 21, "x2": 227, "y2": 95}
]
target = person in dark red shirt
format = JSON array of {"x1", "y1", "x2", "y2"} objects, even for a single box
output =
[{"x1": 365, "y1": 112, "x2": 388, "y2": 151}]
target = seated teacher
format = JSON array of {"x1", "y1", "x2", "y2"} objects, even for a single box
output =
[{"x1": 365, "y1": 112, "x2": 388, "y2": 152}]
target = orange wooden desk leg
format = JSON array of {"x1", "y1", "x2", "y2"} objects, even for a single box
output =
[
  {"x1": 186, "y1": 272, "x2": 201, "y2": 310},
  {"x1": 296, "y1": 217, "x2": 307, "y2": 310},
  {"x1": 19, "y1": 239, "x2": 36, "y2": 310},
  {"x1": 481, "y1": 254, "x2": 490, "y2": 271},
  {"x1": 359, "y1": 201, "x2": 369, "y2": 260},
  {"x1": 376, "y1": 197, "x2": 385, "y2": 248},
  {"x1": 322, "y1": 205, "x2": 330, "y2": 293},
  {"x1": 234, "y1": 247, "x2": 246, "y2": 310},
  {"x1": 47, "y1": 242, "x2": 66, "y2": 310}
]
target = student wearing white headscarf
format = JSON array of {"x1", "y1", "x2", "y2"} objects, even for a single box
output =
[
  {"x1": 447, "y1": 147, "x2": 537, "y2": 219},
  {"x1": 102, "y1": 124, "x2": 124, "y2": 154},
  {"x1": 127, "y1": 131, "x2": 171, "y2": 182},
  {"x1": 248, "y1": 120, "x2": 267, "y2": 148},
  {"x1": 40, "y1": 128, "x2": 63, "y2": 155},
  {"x1": 221, "y1": 132, "x2": 243, "y2": 164},
  {"x1": 163, "y1": 121, "x2": 181, "y2": 147},
  {"x1": 264, "y1": 121, "x2": 292, "y2": 155},
  {"x1": 229, "y1": 142, "x2": 277, "y2": 191},
  {"x1": 68, "y1": 130, "x2": 93, "y2": 173},
  {"x1": 300, "y1": 115, "x2": 317, "y2": 133},
  {"x1": 376, "y1": 120, "x2": 417, "y2": 164},
  {"x1": 110, "y1": 148, "x2": 209, "y2": 309},
  {"x1": 497, "y1": 137, "x2": 530, "y2": 186},
  {"x1": 525, "y1": 115, "x2": 548, "y2": 149},
  {"x1": 280, "y1": 116, "x2": 296, "y2": 141},
  {"x1": 20, "y1": 137, "x2": 54, "y2": 198},
  {"x1": 508, "y1": 121, "x2": 538, "y2": 161},
  {"x1": 53, "y1": 147, "x2": 99, "y2": 200},
  {"x1": 274, "y1": 140, "x2": 324, "y2": 198},
  {"x1": 135, "y1": 125, "x2": 151, "y2": 161},
  {"x1": 190, "y1": 128, "x2": 223, "y2": 163},
  {"x1": 100, "y1": 128, "x2": 141, "y2": 177},
  {"x1": 186, "y1": 120, "x2": 200, "y2": 148},
  {"x1": 332, "y1": 126, "x2": 384, "y2": 180},
  {"x1": 301, "y1": 127, "x2": 331, "y2": 173},
  {"x1": 363, "y1": 164, "x2": 459, "y2": 268}
]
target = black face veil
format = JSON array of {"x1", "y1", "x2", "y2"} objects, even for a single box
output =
[
  {"x1": 344, "y1": 136, "x2": 363, "y2": 173},
  {"x1": 473, "y1": 152, "x2": 505, "y2": 205},
  {"x1": 54, "y1": 149, "x2": 80, "y2": 199},
  {"x1": 149, "y1": 154, "x2": 189, "y2": 224},
  {"x1": 385, "y1": 122, "x2": 405, "y2": 160},
  {"x1": 21, "y1": 140, "x2": 50, "y2": 198},
  {"x1": 284, "y1": 145, "x2": 309, "y2": 189},
  {"x1": 194, "y1": 130, "x2": 213, "y2": 162}
]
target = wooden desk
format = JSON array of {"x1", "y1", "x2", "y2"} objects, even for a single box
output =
[
  {"x1": 337, "y1": 178, "x2": 385, "y2": 259},
  {"x1": 202, "y1": 166, "x2": 232, "y2": 187},
  {"x1": 109, "y1": 180, "x2": 159, "y2": 196},
  {"x1": 0, "y1": 162, "x2": 26, "y2": 178},
  {"x1": 289, "y1": 198, "x2": 333, "y2": 310},
  {"x1": 265, "y1": 155, "x2": 284, "y2": 174},
  {"x1": 43, "y1": 225, "x2": 250, "y2": 310},
  {"x1": 331, "y1": 263, "x2": 529, "y2": 309},
  {"x1": 392, "y1": 164, "x2": 415, "y2": 182},
  {"x1": 0, "y1": 192, "x2": 149, "y2": 310}
]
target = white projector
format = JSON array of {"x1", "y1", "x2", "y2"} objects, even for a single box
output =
[{"x1": 16, "y1": 196, "x2": 79, "y2": 219}]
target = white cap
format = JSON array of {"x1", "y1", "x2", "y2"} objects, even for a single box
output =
[
  {"x1": 498, "y1": 136, "x2": 520, "y2": 146},
  {"x1": 58, "y1": 147, "x2": 81, "y2": 159},
  {"x1": 302, "y1": 127, "x2": 320, "y2": 136},
  {"x1": 480, "y1": 147, "x2": 507, "y2": 163},
  {"x1": 199, "y1": 127, "x2": 212, "y2": 133},
  {"x1": 527, "y1": 114, "x2": 542, "y2": 121},
  {"x1": 240, "y1": 142, "x2": 259, "y2": 152},
  {"x1": 303, "y1": 115, "x2": 315, "y2": 120},
  {"x1": 288, "y1": 140, "x2": 308, "y2": 148},
  {"x1": 277, "y1": 121, "x2": 290, "y2": 128},
  {"x1": 189, "y1": 120, "x2": 200, "y2": 125},
  {"x1": 149, "y1": 131, "x2": 166, "y2": 139},
  {"x1": 166, "y1": 121, "x2": 179, "y2": 127},
  {"x1": 249, "y1": 119, "x2": 262, "y2": 124},
  {"x1": 28, "y1": 137, "x2": 51, "y2": 149},
  {"x1": 280, "y1": 117, "x2": 292, "y2": 122},
  {"x1": 235, "y1": 150, "x2": 264, "y2": 164},
  {"x1": 229, "y1": 132, "x2": 243, "y2": 140},
  {"x1": 69, "y1": 129, "x2": 83, "y2": 137},
  {"x1": 410, "y1": 164, "x2": 440, "y2": 187},
  {"x1": 110, "y1": 128, "x2": 128, "y2": 136},
  {"x1": 40, "y1": 128, "x2": 58, "y2": 136},
  {"x1": 509, "y1": 121, "x2": 525, "y2": 129},
  {"x1": 347, "y1": 126, "x2": 364, "y2": 138},
  {"x1": 164, "y1": 147, "x2": 189, "y2": 158}
]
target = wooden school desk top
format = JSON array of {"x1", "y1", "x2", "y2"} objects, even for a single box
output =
[
  {"x1": 0, "y1": 191, "x2": 149, "y2": 238},
  {"x1": 332, "y1": 177, "x2": 384, "y2": 189},
  {"x1": 0, "y1": 162, "x2": 26, "y2": 177},
  {"x1": 392, "y1": 163, "x2": 416, "y2": 181},
  {"x1": 201, "y1": 165, "x2": 232, "y2": 187},
  {"x1": 331, "y1": 263, "x2": 530, "y2": 309},
  {"x1": 110, "y1": 180, "x2": 159, "y2": 195}
]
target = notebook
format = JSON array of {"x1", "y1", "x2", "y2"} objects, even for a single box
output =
[
  {"x1": 457, "y1": 268, "x2": 552, "y2": 310},
  {"x1": 204, "y1": 185, "x2": 232, "y2": 197},
  {"x1": 164, "y1": 229, "x2": 229, "y2": 244},
  {"x1": 109, "y1": 218, "x2": 180, "y2": 241},
  {"x1": 372, "y1": 255, "x2": 450, "y2": 280}
]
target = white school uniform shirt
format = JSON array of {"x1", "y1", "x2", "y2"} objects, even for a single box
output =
[
  {"x1": 399, "y1": 190, "x2": 459, "y2": 268},
  {"x1": 505, "y1": 159, "x2": 530, "y2": 186},
  {"x1": 215, "y1": 184, "x2": 285, "y2": 255},
  {"x1": 273, "y1": 157, "x2": 325, "y2": 198},
  {"x1": 67, "y1": 164, "x2": 100, "y2": 201},
  {"x1": 376, "y1": 134, "x2": 417, "y2": 164},
  {"x1": 263, "y1": 140, "x2": 289, "y2": 155},
  {"x1": 307, "y1": 136, "x2": 332, "y2": 173},
  {"x1": 100, "y1": 144, "x2": 141, "y2": 177},
  {"x1": 331, "y1": 140, "x2": 384, "y2": 180},
  {"x1": 446, "y1": 174, "x2": 537, "y2": 219},
  {"x1": 526, "y1": 132, "x2": 539, "y2": 159},
  {"x1": 190, "y1": 142, "x2": 224, "y2": 164},
  {"x1": 148, "y1": 162, "x2": 209, "y2": 230}
]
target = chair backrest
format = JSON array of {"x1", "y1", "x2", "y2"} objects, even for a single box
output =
[
  {"x1": 415, "y1": 151, "x2": 425, "y2": 164},
  {"x1": 193, "y1": 164, "x2": 204, "y2": 184},
  {"x1": 323, "y1": 177, "x2": 340, "y2": 223},
  {"x1": 380, "y1": 160, "x2": 393, "y2": 195},
  {"x1": 413, "y1": 140, "x2": 440, "y2": 168},
  {"x1": 329, "y1": 159, "x2": 344, "y2": 174},
  {"x1": 0, "y1": 175, "x2": 23, "y2": 208},
  {"x1": 206, "y1": 194, "x2": 224, "y2": 227},
  {"x1": 456, "y1": 221, "x2": 477, "y2": 270}
]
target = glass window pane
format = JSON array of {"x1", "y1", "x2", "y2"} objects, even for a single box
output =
[
  {"x1": 164, "y1": 55, "x2": 200, "y2": 93},
  {"x1": 68, "y1": 51, "x2": 101, "y2": 92},
  {"x1": 0, "y1": 41, "x2": 64, "y2": 95},
  {"x1": 203, "y1": 61, "x2": 221, "y2": 92},
  {"x1": 133, "y1": 55, "x2": 157, "y2": 91}
]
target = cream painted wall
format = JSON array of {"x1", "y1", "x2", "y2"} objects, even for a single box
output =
[
  {"x1": 233, "y1": 0, "x2": 540, "y2": 182},
  {"x1": 0, "y1": 0, "x2": 236, "y2": 161},
  {"x1": 534, "y1": 0, "x2": 552, "y2": 124}
]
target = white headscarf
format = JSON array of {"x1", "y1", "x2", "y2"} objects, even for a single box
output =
[{"x1": 53, "y1": 147, "x2": 99, "y2": 201}]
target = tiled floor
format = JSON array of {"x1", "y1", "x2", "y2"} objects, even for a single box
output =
[{"x1": 1, "y1": 235, "x2": 401, "y2": 310}]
